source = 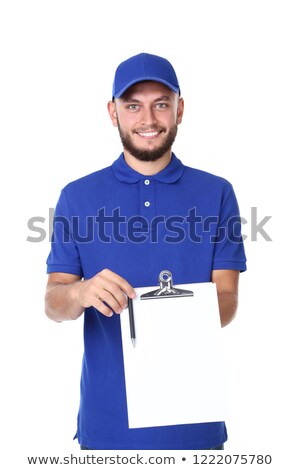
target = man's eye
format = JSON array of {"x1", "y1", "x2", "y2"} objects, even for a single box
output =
[
  {"x1": 127, "y1": 104, "x2": 139, "y2": 110},
  {"x1": 155, "y1": 103, "x2": 167, "y2": 109}
]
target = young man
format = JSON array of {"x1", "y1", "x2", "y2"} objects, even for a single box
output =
[{"x1": 45, "y1": 52, "x2": 247, "y2": 450}]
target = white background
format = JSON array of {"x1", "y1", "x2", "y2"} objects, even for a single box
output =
[{"x1": 0, "y1": 0, "x2": 299, "y2": 468}]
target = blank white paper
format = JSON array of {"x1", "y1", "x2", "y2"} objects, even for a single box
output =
[{"x1": 120, "y1": 282, "x2": 228, "y2": 429}]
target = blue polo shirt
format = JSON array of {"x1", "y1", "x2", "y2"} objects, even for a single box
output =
[{"x1": 47, "y1": 153, "x2": 246, "y2": 450}]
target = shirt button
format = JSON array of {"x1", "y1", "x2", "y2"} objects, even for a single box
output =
[
  {"x1": 144, "y1": 201, "x2": 150, "y2": 207},
  {"x1": 144, "y1": 179, "x2": 150, "y2": 185}
]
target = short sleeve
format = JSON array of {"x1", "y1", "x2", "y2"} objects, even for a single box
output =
[
  {"x1": 46, "y1": 189, "x2": 83, "y2": 277},
  {"x1": 212, "y1": 183, "x2": 247, "y2": 272}
]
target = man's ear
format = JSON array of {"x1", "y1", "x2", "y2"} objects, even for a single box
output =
[
  {"x1": 107, "y1": 101, "x2": 118, "y2": 127},
  {"x1": 176, "y1": 97, "x2": 184, "y2": 125}
]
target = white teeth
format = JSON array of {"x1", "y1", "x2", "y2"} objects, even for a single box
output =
[{"x1": 138, "y1": 131, "x2": 159, "y2": 137}]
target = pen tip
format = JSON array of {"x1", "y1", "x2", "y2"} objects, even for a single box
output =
[{"x1": 131, "y1": 338, "x2": 136, "y2": 348}]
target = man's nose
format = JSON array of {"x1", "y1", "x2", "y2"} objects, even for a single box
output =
[{"x1": 140, "y1": 106, "x2": 157, "y2": 126}]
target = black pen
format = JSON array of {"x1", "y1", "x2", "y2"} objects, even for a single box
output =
[{"x1": 128, "y1": 297, "x2": 136, "y2": 348}]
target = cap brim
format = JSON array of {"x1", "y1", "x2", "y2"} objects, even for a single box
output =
[{"x1": 113, "y1": 77, "x2": 180, "y2": 98}]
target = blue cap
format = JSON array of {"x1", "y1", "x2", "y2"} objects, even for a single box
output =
[{"x1": 112, "y1": 53, "x2": 180, "y2": 99}]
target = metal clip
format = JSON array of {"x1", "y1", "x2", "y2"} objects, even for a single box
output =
[{"x1": 140, "y1": 270, "x2": 194, "y2": 300}]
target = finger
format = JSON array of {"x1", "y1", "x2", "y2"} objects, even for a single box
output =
[
  {"x1": 92, "y1": 296, "x2": 113, "y2": 317},
  {"x1": 99, "y1": 269, "x2": 136, "y2": 299},
  {"x1": 95, "y1": 275, "x2": 133, "y2": 310},
  {"x1": 97, "y1": 287, "x2": 125, "y2": 314}
]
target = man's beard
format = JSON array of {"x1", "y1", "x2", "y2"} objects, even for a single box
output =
[{"x1": 117, "y1": 120, "x2": 178, "y2": 162}]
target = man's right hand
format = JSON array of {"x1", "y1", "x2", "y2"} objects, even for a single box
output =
[
  {"x1": 77, "y1": 268, "x2": 136, "y2": 317},
  {"x1": 45, "y1": 269, "x2": 136, "y2": 322}
]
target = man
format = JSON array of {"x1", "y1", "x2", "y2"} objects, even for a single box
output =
[{"x1": 45, "y1": 52, "x2": 247, "y2": 450}]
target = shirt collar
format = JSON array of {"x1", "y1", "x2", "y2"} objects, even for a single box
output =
[{"x1": 111, "y1": 153, "x2": 184, "y2": 184}]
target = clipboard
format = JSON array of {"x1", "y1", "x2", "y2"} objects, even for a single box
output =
[{"x1": 120, "y1": 270, "x2": 228, "y2": 429}]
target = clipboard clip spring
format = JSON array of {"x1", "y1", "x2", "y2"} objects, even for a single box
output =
[{"x1": 140, "y1": 270, "x2": 194, "y2": 300}]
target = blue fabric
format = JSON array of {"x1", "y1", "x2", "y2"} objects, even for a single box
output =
[
  {"x1": 47, "y1": 153, "x2": 246, "y2": 450},
  {"x1": 112, "y1": 53, "x2": 180, "y2": 98}
]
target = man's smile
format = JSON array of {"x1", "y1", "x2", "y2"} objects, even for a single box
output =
[{"x1": 136, "y1": 130, "x2": 162, "y2": 139}]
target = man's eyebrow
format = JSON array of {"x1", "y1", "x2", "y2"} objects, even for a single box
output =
[
  {"x1": 153, "y1": 95, "x2": 171, "y2": 102},
  {"x1": 120, "y1": 95, "x2": 171, "y2": 103},
  {"x1": 120, "y1": 97, "x2": 141, "y2": 103}
]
